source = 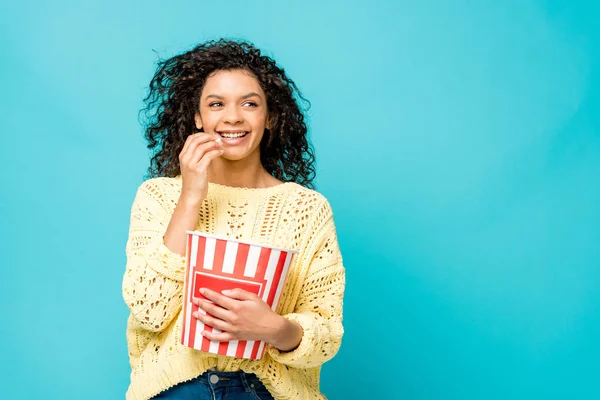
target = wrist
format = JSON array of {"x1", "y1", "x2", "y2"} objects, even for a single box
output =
[
  {"x1": 270, "y1": 315, "x2": 303, "y2": 352},
  {"x1": 178, "y1": 193, "x2": 204, "y2": 209},
  {"x1": 269, "y1": 315, "x2": 287, "y2": 346}
]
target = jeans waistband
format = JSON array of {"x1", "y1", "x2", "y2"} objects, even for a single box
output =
[{"x1": 197, "y1": 368, "x2": 259, "y2": 390}]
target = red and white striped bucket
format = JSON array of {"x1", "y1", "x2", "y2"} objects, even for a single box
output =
[{"x1": 181, "y1": 231, "x2": 297, "y2": 360}]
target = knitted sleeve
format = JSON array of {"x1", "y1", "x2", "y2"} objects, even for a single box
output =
[
  {"x1": 122, "y1": 179, "x2": 186, "y2": 332},
  {"x1": 267, "y1": 199, "x2": 346, "y2": 369}
]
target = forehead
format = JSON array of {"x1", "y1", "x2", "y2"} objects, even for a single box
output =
[{"x1": 202, "y1": 69, "x2": 264, "y2": 96}]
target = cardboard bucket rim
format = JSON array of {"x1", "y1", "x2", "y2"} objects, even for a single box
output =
[{"x1": 185, "y1": 230, "x2": 299, "y2": 255}]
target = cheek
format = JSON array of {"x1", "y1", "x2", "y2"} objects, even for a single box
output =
[
  {"x1": 200, "y1": 114, "x2": 218, "y2": 129},
  {"x1": 250, "y1": 115, "x2": 267, "y2": 131}
]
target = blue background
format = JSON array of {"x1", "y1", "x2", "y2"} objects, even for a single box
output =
[{"x1": 2, "y1": 0, "x2": 599, "y2": 399}]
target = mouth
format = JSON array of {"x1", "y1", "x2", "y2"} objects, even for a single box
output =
[
  {"x1": 217, "y1": 131, "x2": 249, "y2": 139},
  {"x1": 216, "y1": 130, "x2": 250, "y2": 146}
]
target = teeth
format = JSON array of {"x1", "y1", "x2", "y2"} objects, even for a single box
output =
[{"x1": 220, "y1": 132, "x2": 247, "y2": 138}]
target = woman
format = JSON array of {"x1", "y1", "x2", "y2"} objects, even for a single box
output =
[{"x1": 122, "y1": 39, "x2": 345, "y2": 400}]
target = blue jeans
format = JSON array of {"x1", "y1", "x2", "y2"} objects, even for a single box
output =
[{"x1": 152, "y1": 370, "x2": 275, "y2": 400}]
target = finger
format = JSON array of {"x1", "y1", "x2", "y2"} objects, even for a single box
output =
[
  {"x1": 200, "y1": 288, "x2": 237, "y2": 310},
  {"x1": 184, "y1": 140, "x2": 222, "y2": 166},
  {"x1": 180, "y1": 133, "x2": 198, "y2": 155},
  {"x1": 196, "y1": 148, "x2": 224, "y2": 170},
  {"x1": 193, "y1": 310, "x2": 231, "y2": 332},
  {"x1": 181, "y1": 133, "x2": 217, "y2": 159},
  {"x1": 181, "y1": 132, "x2": 208, "y2": 155},
  {"x1": 221, "y1": 288, "x2": 259, "y2": 301},
  {"x1": 194, "y1": 298, "x2": 234, "y2": 322},
  {"x1": 202, "y1": 329, "x2": 236, "y2": 342},
  {"x1": 189, "y1": 138, "x2": 223, "y2": 163},
  {"x1": 181, "y1": 133, "x2": 219, "y2": 159}
]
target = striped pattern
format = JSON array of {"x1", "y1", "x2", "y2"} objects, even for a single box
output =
[{"x1": 181, "y1": 233, "x2": 295, "y2": 360}]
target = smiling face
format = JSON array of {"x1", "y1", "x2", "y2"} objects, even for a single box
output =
[{"x1": 194, "y1": 69, "x2": 269, "y2": 162}]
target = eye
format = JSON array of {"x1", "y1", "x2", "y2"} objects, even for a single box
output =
[
  {"x1": 209, "y1": 102, "x2": 223, "y2": 107},
  {"x1": 243, "y1": 101, "x2": 258, "y2": 107}
]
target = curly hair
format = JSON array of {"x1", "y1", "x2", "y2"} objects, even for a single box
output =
[{"x1": 139, "y1": 39, "x2": 316, "y2": 188}]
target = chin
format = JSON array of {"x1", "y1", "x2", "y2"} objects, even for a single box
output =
[
  {"x1": 222, "y1": 146, "x2": 261, "y2": 162},
  {"x1": 221, "y1": 152, "x2": 248, "y2": 162}
]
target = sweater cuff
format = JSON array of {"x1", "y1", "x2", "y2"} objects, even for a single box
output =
[
  {"x1": 147, "y1": 241, "x2": 187, "y2": 282},
  {"x1": 267, "y1": 312, "x2": 317, "y2": 367}
]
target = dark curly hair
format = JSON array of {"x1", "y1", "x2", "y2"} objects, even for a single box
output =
[{"x1": 139, "y1": 38, "x2": 316, "y2": 188}]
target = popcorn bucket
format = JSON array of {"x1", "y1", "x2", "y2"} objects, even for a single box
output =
[{"x1": 181, "y1": 231, "x2": 297, "y2": 360}]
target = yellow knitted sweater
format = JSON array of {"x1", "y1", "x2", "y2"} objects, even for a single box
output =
[{"x1": 122, "y1": 176, "x2": 345, "y2": 400}]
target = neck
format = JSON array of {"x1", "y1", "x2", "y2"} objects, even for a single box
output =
[{"x1": 208, "y1": 153, "x2": 278, "y2": 188}]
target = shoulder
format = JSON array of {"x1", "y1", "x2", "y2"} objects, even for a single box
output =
[
  {"x1": 283, "y1": 183, "x2": 335, "y2": 221},
  {"x1": 137, "y1": 176, "x2": 182, "y2": 191},
  {"x1": 284, "y1": 182, "x2": 329, "y2": 203},
  {"x1": 133, "y1": 176, "x2": 182, "y2": 206}
]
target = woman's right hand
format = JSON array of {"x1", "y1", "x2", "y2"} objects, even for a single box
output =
[{"x1": 178, "y1": 132, "x2": 223, "y2": 204}]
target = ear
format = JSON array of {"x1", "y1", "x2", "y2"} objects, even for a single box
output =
[
  {"x1": 266, "y1": 114, "x2": 273, "y2": 130},
  {"x1": 194, "y1": 112, "x2": 203, "y2": 131}
]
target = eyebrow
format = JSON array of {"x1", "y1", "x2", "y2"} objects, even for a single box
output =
[{"x1": 204, "y1": 92, "x2": 263, "y2": 101}]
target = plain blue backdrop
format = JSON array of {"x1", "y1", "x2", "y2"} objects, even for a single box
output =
[{"x1": 1, "y1": 0, "x2": 599, "y2": 399}]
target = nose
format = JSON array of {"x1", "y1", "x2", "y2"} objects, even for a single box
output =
[{"x1": 223, "y1": 105, "x2": 243, "y2": 124}]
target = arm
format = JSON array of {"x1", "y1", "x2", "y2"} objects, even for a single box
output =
[
  {"x1": 122, "y1": 179, "x2": 202, "y2": 332},
  {"x1": 267, "y1": 200, "x2": 346, "y2": 369}
]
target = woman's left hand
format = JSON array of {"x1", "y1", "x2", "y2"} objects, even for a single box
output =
[{"x1": 193, "y1": 288, "x2": 285, "y2": 344}]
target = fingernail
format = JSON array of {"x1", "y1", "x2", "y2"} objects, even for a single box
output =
[{"x1": 200, "y1": 288, "x2": 206, "y2": 295}]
